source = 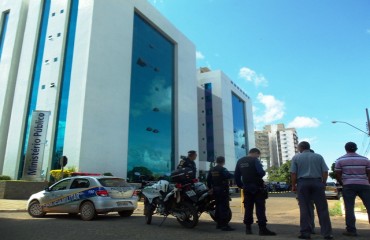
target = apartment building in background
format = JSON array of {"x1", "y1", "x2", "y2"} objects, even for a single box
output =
[
  {"x1": 255, "y1": 130, "x2": 270, "y2": 169},
  {"x1": 255, "y1": 124, "x2": 298, "y2": 168}
]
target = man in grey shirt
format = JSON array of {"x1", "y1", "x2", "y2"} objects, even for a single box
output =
[{"x1": 290, "y1": 141, "x2": 333, "y2": 239}]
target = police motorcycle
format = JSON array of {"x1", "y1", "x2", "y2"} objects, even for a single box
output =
[
  {"x1": 193, "y1": 181, "x2": 232, "y2": 223},
  {"x1": 142, "y1": 168, "x2": 199, "y2": 228}
]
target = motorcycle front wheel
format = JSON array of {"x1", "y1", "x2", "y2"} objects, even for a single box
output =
[
  {"x1": 176, "y1": 201, "x2": 199, "y2": 228},
  {"x1": 144, "y1": 197, "x2": 154, "y2": 224}
]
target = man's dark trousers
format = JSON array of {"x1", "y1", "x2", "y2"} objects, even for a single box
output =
[
  {"x1": 297, "y1": 178, "x2": 332, "y2": 237},
  {"x1": 213, "y1": 186, "x2": 230, "y2": 227},
  {"x1": 243, "y1": 187, "x2": 267, "y2": 226},
  {"x1": 342, "y1": 184, "x2": 370, "y2": 233}
]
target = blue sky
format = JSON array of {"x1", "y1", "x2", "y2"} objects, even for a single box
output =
[{"x1": 149, "y1": 0, "x2": 370, "y2": 169}]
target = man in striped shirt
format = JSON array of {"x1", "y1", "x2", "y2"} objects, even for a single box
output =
[{"x1": 335, "y1": 142, "x2": 370, "y2": 237}]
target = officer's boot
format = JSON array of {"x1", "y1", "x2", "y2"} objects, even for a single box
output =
[
  {"x1": 259, "y1": 225, "x2": 276, "y2": 236},
  {"x1": 245, "y1": 225, "x2": 252, "y2": 234}
]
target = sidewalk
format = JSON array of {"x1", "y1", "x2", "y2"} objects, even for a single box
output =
[
  {"x1": 0, "y1": 194, "x2": 368, "y2": 218},
  {"x1": 0, "y1": 199, "x2": 28, "y2": 212},
  {"x1": 1, "y1": 195, "x2": 370, "y2": 240}
]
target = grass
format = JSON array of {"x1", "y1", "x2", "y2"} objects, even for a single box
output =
[
  {"x1": 355, "y1": 202, "x2": 367, "y2": 213},
  {"x1": 329, "y1": 201, "x2": 342, "y2": 216}
]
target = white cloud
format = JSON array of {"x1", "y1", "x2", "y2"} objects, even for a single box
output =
[
  {"x1": 196, "y1": 51, "x2": 205, "y2": 60},
  {"x1": 151, "y1": 0, "x2": 164, "y2": 4},
  {"x1": 287, "y1": 116, "x2": 321, "y2": 128},
  {"x1": 239, "y1": 67, "x2": 268, "y2": 87},
  {"x1": 254, "y1": 93, "x2": 285, "y2": 124}
]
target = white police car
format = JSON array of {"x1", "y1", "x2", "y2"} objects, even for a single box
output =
[{"x1": 27, "y1": 176, "x2": 138, "y2": 220}]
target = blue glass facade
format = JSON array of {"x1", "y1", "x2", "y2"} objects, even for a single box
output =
[
  {"x1": 0, "y1": 11, "x2": 10, "y2": 61},
  {"x1": 231, "y1": 93, "x2": 248, "y2": 160},
  {"x1": 52, "y1": 0, "x2": 79, "y2": 170},
  {"x1": 19, "y1": 0, "x2": 51, "y2": 178},
  {"x1": 127, "y1": 13, "x2": 175, "y2": 179},
  {"x1": 204, "y1": 83, "x2": 215, "y2": 162}
]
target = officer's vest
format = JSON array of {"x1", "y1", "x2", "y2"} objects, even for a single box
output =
[
  {"x1": 177, "y1": 158, "x2": 196, "y2": 179},
  {"x1": 210, "y1": 165, "x2": 228, "y2": 187},
  {"x1": 239, "y1": 157, "x2": 263, "y2": 186}
]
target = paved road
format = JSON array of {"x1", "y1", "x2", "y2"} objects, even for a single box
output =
[{"x1": 0, "y1": 193, "x2": 369, "y2": 240}]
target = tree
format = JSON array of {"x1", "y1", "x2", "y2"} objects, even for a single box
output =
[
  {"x1": 329, "y1": 162, "x2": 337, "y2": 181},
  {"x1": 127, "y1": 166, "x2": 153, "y2": 182},
  {"x1": 268, "y1": 160, "x2": 291, "y2": 184}
]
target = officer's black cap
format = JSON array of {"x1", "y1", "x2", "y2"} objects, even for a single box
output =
[{"x1": 188, "y1": 150, "x2": 197, "y2": 155}]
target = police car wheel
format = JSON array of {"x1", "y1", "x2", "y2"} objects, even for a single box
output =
[
  {"x1": 118, "y1": 210, "x2": 134, "y2": 217},
  {"x1": 80, "y1": 201, "x2": 96, "y2": 221},
  {"x1": 28, "y1": 200, "x2": 46, "y2": 218}
]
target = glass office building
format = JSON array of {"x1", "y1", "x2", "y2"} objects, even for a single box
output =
[
  {"x1": 1, "y1": 0, "x2": 198, "y2": 180},
  {"x1": 197, "y1": 68, "x2": 255, "y2": 172}
]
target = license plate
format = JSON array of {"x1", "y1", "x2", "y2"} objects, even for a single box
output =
[
  {"x1": 117, "y1": 201, "x2": 128, "y2": 206},
  {"x1": 186, "y1": 190, "x2": 196, "y2": 197}
]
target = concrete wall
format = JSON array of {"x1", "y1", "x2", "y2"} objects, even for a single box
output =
[{"x1": 0, "y1": 181, "x2": 47, "y2": 199}]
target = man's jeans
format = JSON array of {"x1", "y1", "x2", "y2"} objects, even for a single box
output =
[{"x1": 342, "y1": 184, "x2": 370, "y2": 233}]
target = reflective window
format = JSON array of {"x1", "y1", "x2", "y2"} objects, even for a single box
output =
[
  {"x1": 70, "y1": 178, "x2": 90, "y2": 189},
  {"x1": 127, "y1": 13, "x2": 175, "y2": 180},
  {"x1": 0, "y1": 11, "x2": 10, "y2": 61},
  {"x1": 232, "y1": 93, "x2": 248, "y2": 160},
  {"x1": 19, "y1": 0, "x2": 51, "y2": 178},
  {"x1": 50, "y1": 179, "x2": 71, "y2": 191},
  {"x1": 204, "y1": 83, "x2": 215, "y2": 162},
  {"x1": 52, "y1": 0, "x2": 79, "y2": 170}
]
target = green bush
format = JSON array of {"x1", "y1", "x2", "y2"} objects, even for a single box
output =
[
  {"x1": 0, "y1": 175, "x2": 11, "y2": 180},
  {"x1": 329, "y1": 201, "x2": 342, "y2": 216}
]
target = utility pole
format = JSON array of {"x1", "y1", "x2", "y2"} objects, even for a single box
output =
[{"x1": 366, "y1": 108, "x2": 370, "y2": 136}]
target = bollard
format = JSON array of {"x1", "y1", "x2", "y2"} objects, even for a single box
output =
[{"x1": 241, "y1": 188, "x2": 244, "y2": 213}]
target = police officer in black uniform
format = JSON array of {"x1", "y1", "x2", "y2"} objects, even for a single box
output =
[
  {"x1": 235, "y1": 148, "x2": 276, "y2": 236},
  {"x1": 177, "y1": 150, "x2": 197, "y2": 179},
  {"x1": 207, "y1": 156, "x2": 234, "y2": 231}
]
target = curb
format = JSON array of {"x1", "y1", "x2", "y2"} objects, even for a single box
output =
[
  {"x1": 269, "y1": 191, "x2": 292, "y2": 194},
  {"x1": 0, "y1": 209, "x2": 27, "y2": 212}
]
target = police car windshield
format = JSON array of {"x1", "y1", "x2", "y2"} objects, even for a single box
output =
[{"x1": 98, "y1": 178, "x2": 130, "y2": 187}]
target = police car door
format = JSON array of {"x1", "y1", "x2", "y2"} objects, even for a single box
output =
[
  {"x1": 66, "y1": 178, "x2": 90, "y2": 213},
  {"x1": 43, "y1": 179, "x2": 72, "y2": 212}
]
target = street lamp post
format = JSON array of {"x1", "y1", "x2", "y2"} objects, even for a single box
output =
[{"x1": 331, "y1": 120, "x2": 370, "y2": 136}]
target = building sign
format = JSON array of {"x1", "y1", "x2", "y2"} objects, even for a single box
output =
[{"x1": 22, "y1": 110, "x2": 51, "y2": 181}]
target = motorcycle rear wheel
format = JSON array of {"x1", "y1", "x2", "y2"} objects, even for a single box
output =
[
  {"x1": 176, "y1": 201, "x2": 199, "y2": 228},
  {"x1": 144, "y1": 197, "x2": 154, "y2": 224},
  {"x1": 208, "y1": 200, "x2": 232, "y2": 223}
]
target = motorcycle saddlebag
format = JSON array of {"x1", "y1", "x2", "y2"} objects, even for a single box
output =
[{"x1": 170, "y1": 168, "x2": 193, "y2": 183}]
